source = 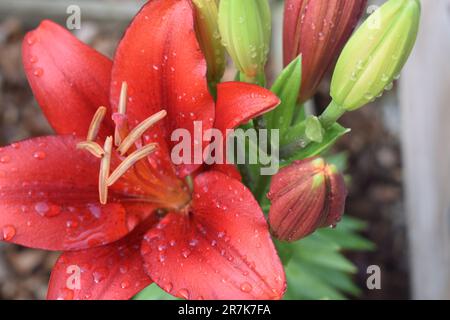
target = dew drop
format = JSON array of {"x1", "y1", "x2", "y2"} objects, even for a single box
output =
[
  {"x1": 2, "y1": 225, "x2": 16, "y2": 241},
  {"x1": 181, "y1": 248, "x2": 191, "y2": 258},
  {"x1": 33, "y1": 68, "x2": 44, "y2": 77},
  {"x1": 0, "y1": 155, "x2": 10, "y2": 164},
  {"x1": 384, "y1": 82, "x2": 394, "y2": 91},
  {"x1": 27, "y1": 35, "x2": 36, "y2": 45},
  {"x1": 163, "y1": 282, "x2": 173, "y2": 293},
  {"x1": 189, "y1": 239, "x2": 199, "y2": 247},
  {"x1": 34, "y1": 202, "x2": 61, "y2": 217},
  {"x1": 178, "y1": 288, "x2": 190, "y2": 299},
  {"x1": 120, "y1": 280, "x2": 130, "y2": 289},
  {"x1": 29, "y1": 56, "x2": 38, "y2": 64},
  {"x1": 93, "y1": 267, "x2": 108, "y2": 283},
  {"x1": 240, "y1": 282, "x2": 253, "y2": 293},
  {"x1": 66, "y1": 219, "x2": 79, "y2": 229},
  {"x1": 33, "y1": 151, "x2": 46, "y2": 160}
]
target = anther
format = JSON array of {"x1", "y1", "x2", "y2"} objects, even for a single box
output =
[
  {"x1": 118, "y1": 82, "x2": 128, "y2": 115},
  {"x1": 117, "y1": 110, "x2": 167, "y2": 155},
  {"x1": 76, "y1": 141, "x2": 105, "y2": 158},
  {"x1": 87, "y1": 106, "x2": 107, "y2": 141},
  {"x1": 99, "y1": 136, "x2": 113, "y2": 205},
  {"x1": 107, "y1": 143, "x2": 157, "y2": 187}
]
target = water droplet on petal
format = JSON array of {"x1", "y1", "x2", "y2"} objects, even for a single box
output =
[
  {"x1": 163, "y1": 282, "x2": 173, "y2": 293},
  {"x1": 2, "y1": 225, "x2": 16, "y2": 241},
  {"x1": 181, "y1": 248, "x2": 191, "y2": 258},
  {"x1": 33, "y1": 151, "x2": 46, "y2": 160},
  {"x1": 33, "y1": 68, "x2": 44, "y2": 77},
  {"x1": 93, "y1": 267, "x2": 108, "y2": 283},
  {"x1": 34, "y1": 202, "x2": 61, "y2": 217},
  {"x1": 240, "y1": 282, "x2": 253, "y2": 293},
  {"x1": 0, "y1": 155, "x2": 11, "y2": 164},
  {"x1": 178, "y1": 288, "x2": 190, "y2": 299},
  {"x1": 120, "y1": 280, "x2": 130, "y2": 289}
]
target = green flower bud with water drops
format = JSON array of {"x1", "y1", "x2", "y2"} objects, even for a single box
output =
[
  {"x1": 327, "y1": 0, "x2": 420, "y2": 117},
  {"x1": 218, "y1": 0, "x2": 271, "y2": 83},
  {"x1": 192, "y1": 0, "x2": 225, "y2": 86}
]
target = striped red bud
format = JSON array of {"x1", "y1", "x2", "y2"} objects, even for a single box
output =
[
  {"x1": 268, "y1": 157, "x2": 347, "y2": 242},
  {"x1": 283, "y1": 0, "x2": 367, "y2": 103}
]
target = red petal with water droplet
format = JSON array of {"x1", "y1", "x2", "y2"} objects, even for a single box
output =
[
  {"x1": 141, "y1": 171, "x2": 286, "y2": 300},
  {"x1": 0, "y1": 136, "x2": 136, "y2": 250},
  {"x1": 47, "y1": 217, "x2": 157, "y2": 300},
  {"x1": 111, "y1": 0, "x2": 214, "y2": 179},
  {"x1": 214, "y1": 82, "x2": 280, "y2": 134},
  {"x1": 210, "y1": 164, "x2": 242, "y2": 181},
  {"x1": 22, "y1": 20, "x2": 114, "y2": 138}
]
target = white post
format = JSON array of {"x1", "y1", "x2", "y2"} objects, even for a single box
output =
[{"x1": 400, "y1": 0, "x2": 450, "y2": 299}]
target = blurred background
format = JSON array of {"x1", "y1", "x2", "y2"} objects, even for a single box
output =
[{"x1": 0, "y1": 0, "x2": 449, "y2": 300}]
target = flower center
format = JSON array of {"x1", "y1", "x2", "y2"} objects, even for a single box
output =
[{"x1": 77, "y1": 82, "x2": 191, "y2": 211}]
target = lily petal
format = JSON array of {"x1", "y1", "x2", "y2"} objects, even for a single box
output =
[
  {"x1": 141, "y1": 171, "x2": 286, "y2": 300},
  {"x1": 22, "y1": 20, "x2": 114, "y2": 138},
  {"x1": 111, "y1": 0, "x2": 214, "y2": 178},
  {"x1": 47, "y1": 217, "x2": 157, "y2": 300},
  {"x1": 214, "y1": 82, "x2": 280, "y2": 134},
  {"x1": 0, "y1": 136, "x2": 134, "y2": 250}
]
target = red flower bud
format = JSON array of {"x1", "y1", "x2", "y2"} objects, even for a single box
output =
[
  {"x1": 283, "y1": 0, "x2": 367, "y2": 103},
  {"x1": 268, "y1": 157, "x2": 347, "y2": 242}
]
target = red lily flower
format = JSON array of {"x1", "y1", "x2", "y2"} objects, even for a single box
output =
[{"x1": 0, "y1": 0, "x2": 285, "y2": 300}]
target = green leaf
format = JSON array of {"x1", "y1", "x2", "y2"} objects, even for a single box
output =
[
  {"x1": 284, "y1": 262, "x2": 346, "y2": 300},
  {"x1": 317, "y1": 229, "x2": 375, "y2": 251},
  {"x1": 265, "y1": 56, "x2": 302, "y2": 135},
  {"x1": 298, "y1": 261, "x2": 362, "y2": 296},
  {"x1": 274, "y1": 239, "x2": 294, "y2": 265},
  {"x1": 294, "y1": 245, "x2": 357, "y2": 274},
  {"x1": 281, "y1": 123, "x2": 350, "y2": 165},
  {"x1": 339, "y1": 216, "x2": 369, "y2": 232},
  {"x1": 133, "y1": 284, "x2": 178, "y2": 300}
]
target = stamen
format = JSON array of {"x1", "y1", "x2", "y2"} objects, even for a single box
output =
[
  {"x1": 87, "y1": 106, "x2": 107, "y2": 141},
  {"x1": 117, "y1": 110, "x2": 167, "y2": 155},
  {"x1": 107, "y1": 143, "x2": 157, "y2": 187},
  {"x1": 99, "y1": 136, "x2": 113, "y2": 205},
  {"x1": 118, "y1": 82, "x2": 128, "y2": 115},
  {"x1": 115, "y1": 82, "x2": 128, "y2": 146},
  {"x1": 76, "y1": 141, "x2": 105, "y2": 158}
]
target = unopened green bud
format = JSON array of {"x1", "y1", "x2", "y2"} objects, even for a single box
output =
[
  {"x1": 330, "y1": 0, "x2": 420, "y2": 111},
  {"x1": 218, "y1": 0, "x2": 271, "y2": 81},
  {"x1": 193, "y1": 0, "x2": 225, "y2": 85}
]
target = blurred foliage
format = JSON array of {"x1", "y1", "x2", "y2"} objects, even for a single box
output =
[{"x1": 281, "y1": 216, "x2": 375, "y2": 299}]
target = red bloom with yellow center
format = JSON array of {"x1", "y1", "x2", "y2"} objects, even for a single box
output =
[{"x1": 0, "y1": 0, "x2": 285, "y2": 300}]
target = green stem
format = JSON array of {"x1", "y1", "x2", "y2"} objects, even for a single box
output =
[
  {"x1": 318, "y1": 100, "x2": 346, "y2": 129},
  {"x1": 254, "y1": 174, "x2": 271, "y2": 203}
]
